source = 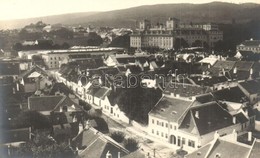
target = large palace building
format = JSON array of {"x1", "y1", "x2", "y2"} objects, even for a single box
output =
[{"x1": 130, "y1": 17, "x2": 223, "y2": 49}]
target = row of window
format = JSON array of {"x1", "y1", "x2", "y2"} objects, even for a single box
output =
[
  {"x1": 151, "y1": 129, "x2": 168, "y2": 139},
  {"x1": 50, "y1": 56, "x2": 62, "y2": 60},
  {"x1": 239, "y1": 47, "x2": 260, "y2": 51},
  {"x1": 151, "y1": 119, "x2": 177, "y2": 130}
]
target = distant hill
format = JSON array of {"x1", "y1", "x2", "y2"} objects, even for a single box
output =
[{"x1": 1, "y1": 2, "x2": 260, "y2": 29}]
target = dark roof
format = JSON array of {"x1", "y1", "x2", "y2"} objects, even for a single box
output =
[
  {"x1": 212, "y1": 86, "x2": 248, "y2": 103},
  {"x1": 94, "y1": 87, "x2": 111, "y2": 99},
  {"x1": 28, "y1": 95, "x2": 64, "y2": 112},
  {"x1": 237, "y1": 51, "x2": 260, "y2": 61},
  {"x1": 28, "y1": 95, "x2": 82, "y2": 112},
  {"x1": 72, "y1": 127, "x2": 129, "y2": 158},
  {"x1": 164, "y1": 83, "x2": 211, "y2": 98},
  {"x1": 185, "y1": 143, "x2": 211, "y2": 158},
  {"x1": 19, "y1": 65, "x2": 48, "y2": 79},
  {"x1": 149, "y1": 96, "x2": 192, "y2": 123},
  {"x1": 186, "y1": 102, "x2": 233, "y2": 135},
  {"x1": 237, "y1": 132, "x2": 255, "y2": 146},
  {"x1": 212, "y1": 60, "x2": 236, "y2": 70},
  {"x1": 207, "y1": 139, "x2": 251, "y2": 158},
  {"x1": 0, "y1": 62, "x2": 20, "y2": 76},
  {"x1": 0, "y1": 128, "x2": 30, "y2": 144},
  {"x1": 249, "y1": 140, "x2": 260, "y2": 158},
  {"x1": 234, "y1": 61, "x2": 254, "y2": 71},
  {"x1": 49, "y1": 82, "x2": 73, "y2": 95},
  {"x1": 191, "y1": 76, "x2": 228, "y2": 87},
  {"x1": 241, "y1": 40, "x2": 260, "y2": 47},
  {"x1": 238, "y1": 80, "x2": 260, "y2": 94}
]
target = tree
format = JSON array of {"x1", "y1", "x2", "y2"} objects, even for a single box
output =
[
  {"x1": 12, "y1": 110, "x2": 52, "y2": 129},
  {"x1": 123, "y1": 138, "x2": 139, "y2": 152},
  {"x1": 86, "y1": 32, "x2": 103, "y2": 46},
  {"x1": 108, "y1": 34, "x2": 130, "y2": 49},
  {"x1": 110, "y1": 131, "x2": 125, "y2": 143},
  {"x1": 174, "y1": 38, "x2": 189, "y2": 50},
  {"x1": 191, "y1": 40, "x2": 203, "y2": 47},
  {"x1": 13, "y1": 42, "x2": 23, "y2": 51}
]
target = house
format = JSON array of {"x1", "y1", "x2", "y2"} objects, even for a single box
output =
[
  {"x1": 148, "y1": 93, "x2": 250, "y2": 152},
  {"x1": 0, "y1": 127, "x2": 31, "y2": 145},
  {"x1": 163, "y1": 82, "x2": 211, "y2": 99},
  {"x1": 238, "y1": 79, "x2": 260, "y2": 105},
  {"x1": 236, "y1": 39, "x2": 260, "y2": 53},
  {"x1": 185, "y1": 131, "x2": 254, "y2": 158},
  {"x1": 206, "y1": 60, "x2": 236, "y2": 78},
  {"x1": 28, "y1": 95, "x2": 83, "y2": 116},
  {"x1": 19, "y1": 65, "x2": 52, "y2": 93},
  {"x1": 235, "y1": 51, "x2": 260, "y2": 61},
  {"x1": 71, "y1": 127, "x2": 129, "y2": 158}
]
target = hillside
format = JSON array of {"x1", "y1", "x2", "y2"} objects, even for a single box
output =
[{"x1": 1, "y1": 2, "x2": 260, "y2": 29}]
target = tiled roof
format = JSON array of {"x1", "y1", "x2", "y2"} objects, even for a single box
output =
[
  {"x1": 234, "y1": 61, "x2": 254, "y2": 71},
  {"x1": 241, "y1": 40, "x2": 260, "y2": 47},
  {"x1": 49, "y1": 82, "x2": 73, "y2": 95},
  {"x1": 0, "y1": 128, "x2": 30, "y2": 144},
  {"x1": 249, "y1": 140, "x2": 260, "y2": 158},
  {"x1": 0, "y1": 62, "x2": 20, "y2": 76},
  {"x1": 212, "y1": 86, "x2": 248, "y2": 103},
  {"x1": 149, "y1": 96, "x2": 193, "y2": 123},
  {"x1": 72, "y1": 127, "x2": 129, "y2": 158},
  {"x1": 28, "y1": 95, "x2": 82, "y2": 113},
  {"x1": 28, "y1": 95, "x2": 64, "y2": 112},
  {"x1": 94, "y1": 87, "x2": 111, "y2": 100},
  {"x1": 19, "y1": 65, "x2": 48, "y2": 79},
  {"x1": 164, "y1": 83, "x2": 211, "y2": 98},
  {"x1": 188, "y1": 102, "x2": 233, "y2": 135},
  {"x1": 212, "y1": 60, "x2": 236, "y2": 70},
  {"x1": 238, "y1": 80, "x2": 260, "y2": 94},
  {"x1": 207, "y1": 139, "x2": 251, "y2": 158},
  {"x1": 186, "y1": 138, "x2": 252, "y2": 158}
]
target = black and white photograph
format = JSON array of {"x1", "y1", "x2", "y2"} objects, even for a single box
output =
[{"x1": 0, "y1": 0, "x2": 260, "y2": 157}]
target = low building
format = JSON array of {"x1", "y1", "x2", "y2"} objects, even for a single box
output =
[
  {"x1": 148, "y1": 93, "x2": 251, "y2": 152},
  {"x1": 237, "y1": 39, "x2": 260, "y2": 53}
]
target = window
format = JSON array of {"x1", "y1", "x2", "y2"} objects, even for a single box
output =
[
  {"x1": 161, "y1": 132, "x2": 164, "y2": 137},
  {"x1": 182, "y1": 138, "x2": 186, "y2": 145},
  {"x1": 166, "y1": 123, "x2": 168, "y2": 128},
  {"x1": 165, "y1": 134, "x2": 168, "y2": 138},
  {"x1": 156, "y1": 131, "x2": 159, "y2": 135},
  {"x1": 152, "y1": 129, "x2": 154, "y2": 134},
  {"x1": 170, "y1": 125, "x2": 172, "y2": 129},
  {"x1": 162, "y1": 122, "x2": 164, "y2": 127},
  {"x1": 157, "y1": 121, "x2": 159, "y2": 125},
  {"x1": 152, "y1": 119, "x2": 154, "y2": 124},
  {"x1": 188, "y1": 140, "x2": 195, "y2": 148}
]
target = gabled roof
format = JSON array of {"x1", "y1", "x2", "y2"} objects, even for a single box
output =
[
  {"x1": 186, "y1": 138, "x2": 252, "y2": 158},
  {"x1": 19, "y1": 65, "x2": 48, "y2": 79},
  {"x1": 241, "y1": 40, "x2": 260, "y2": 47},
  {"x1": 0, "y1": 128, "x2": 30, "y2": 144},
  {"x1": 49, "y1": 82, "x2": 73, "y2": 95},
  {"x1": 28, "y1": 95, "x2": 81, "y2": 112},
  {"x1": 72, "y1": 127, "x2": 129, "y2": 158},
  {"x1": 185, "y1": 101, "x2": 234, "y2": 135},
  {"x1": 249, "y1": 140, "x2": 260, "y2": 158},
  {"x1": 94, "y1": 87, "x2": 111, "y2": 100},
  {"x1": 234, "y1": 61, "x2": 254, "y2": 71},
  {"x1": 149, "y1": 96, "x2": 193, "y2": 123},
  {"x1": 164, "y1": 83, "x2": 211, "y2": 98},
  {"x1": 238, "y1": 79, "x2": 260, "y2": 94},
  {"x1": 212, "y1": 60, "x2": 236, "y2": 70},
  {"x1": 212, "y1": 86, "x2": 248, "y2": 103}
]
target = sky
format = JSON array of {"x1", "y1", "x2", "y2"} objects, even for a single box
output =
[{"x1": 0, "y1": 0, "x2": 260, "y2": 20}]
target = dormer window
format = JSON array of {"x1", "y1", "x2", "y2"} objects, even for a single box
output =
[
  {"x1": 171, "y1": 111, "x2": 177, "y2": 115},
  {"x1": 215, "y1": 153, "x2": 221, "y2": 158}
]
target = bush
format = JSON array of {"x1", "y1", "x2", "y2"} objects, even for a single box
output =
[
  {"x1": 110, "y1": 131, "x2": 125, "y2": 143},
  {"x1": 123, "y1": 138, "x2": 139, "y2": 152}
]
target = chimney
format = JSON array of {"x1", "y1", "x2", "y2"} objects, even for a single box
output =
[
  {"x1": 106, "y1": 151, "x2": 112, "y2": 158},
  {"x1": 118, "y1": 152, "x2": 121, "y2": 158},
  {"x1": 8, "y1": 145, "x2": 11, "y2": 156},
  {"x1": 248, "y1": 132, "x2": 252, "y2": 142},
  {"x1": 233, "y1": 67, "x2": 237, "y2": 74},
  {"x1": 195, "y1": 111, "x2": 199, "y2": 119},
  {"x1": 214, "y1": 131, "x2": 220, "y2": 139},
  {"x1": 232, "y1": 129, "x2": 237, "y2": 142},
  {"x1": 232, "y1": 116, "x2": 236, "y2": 124}
]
